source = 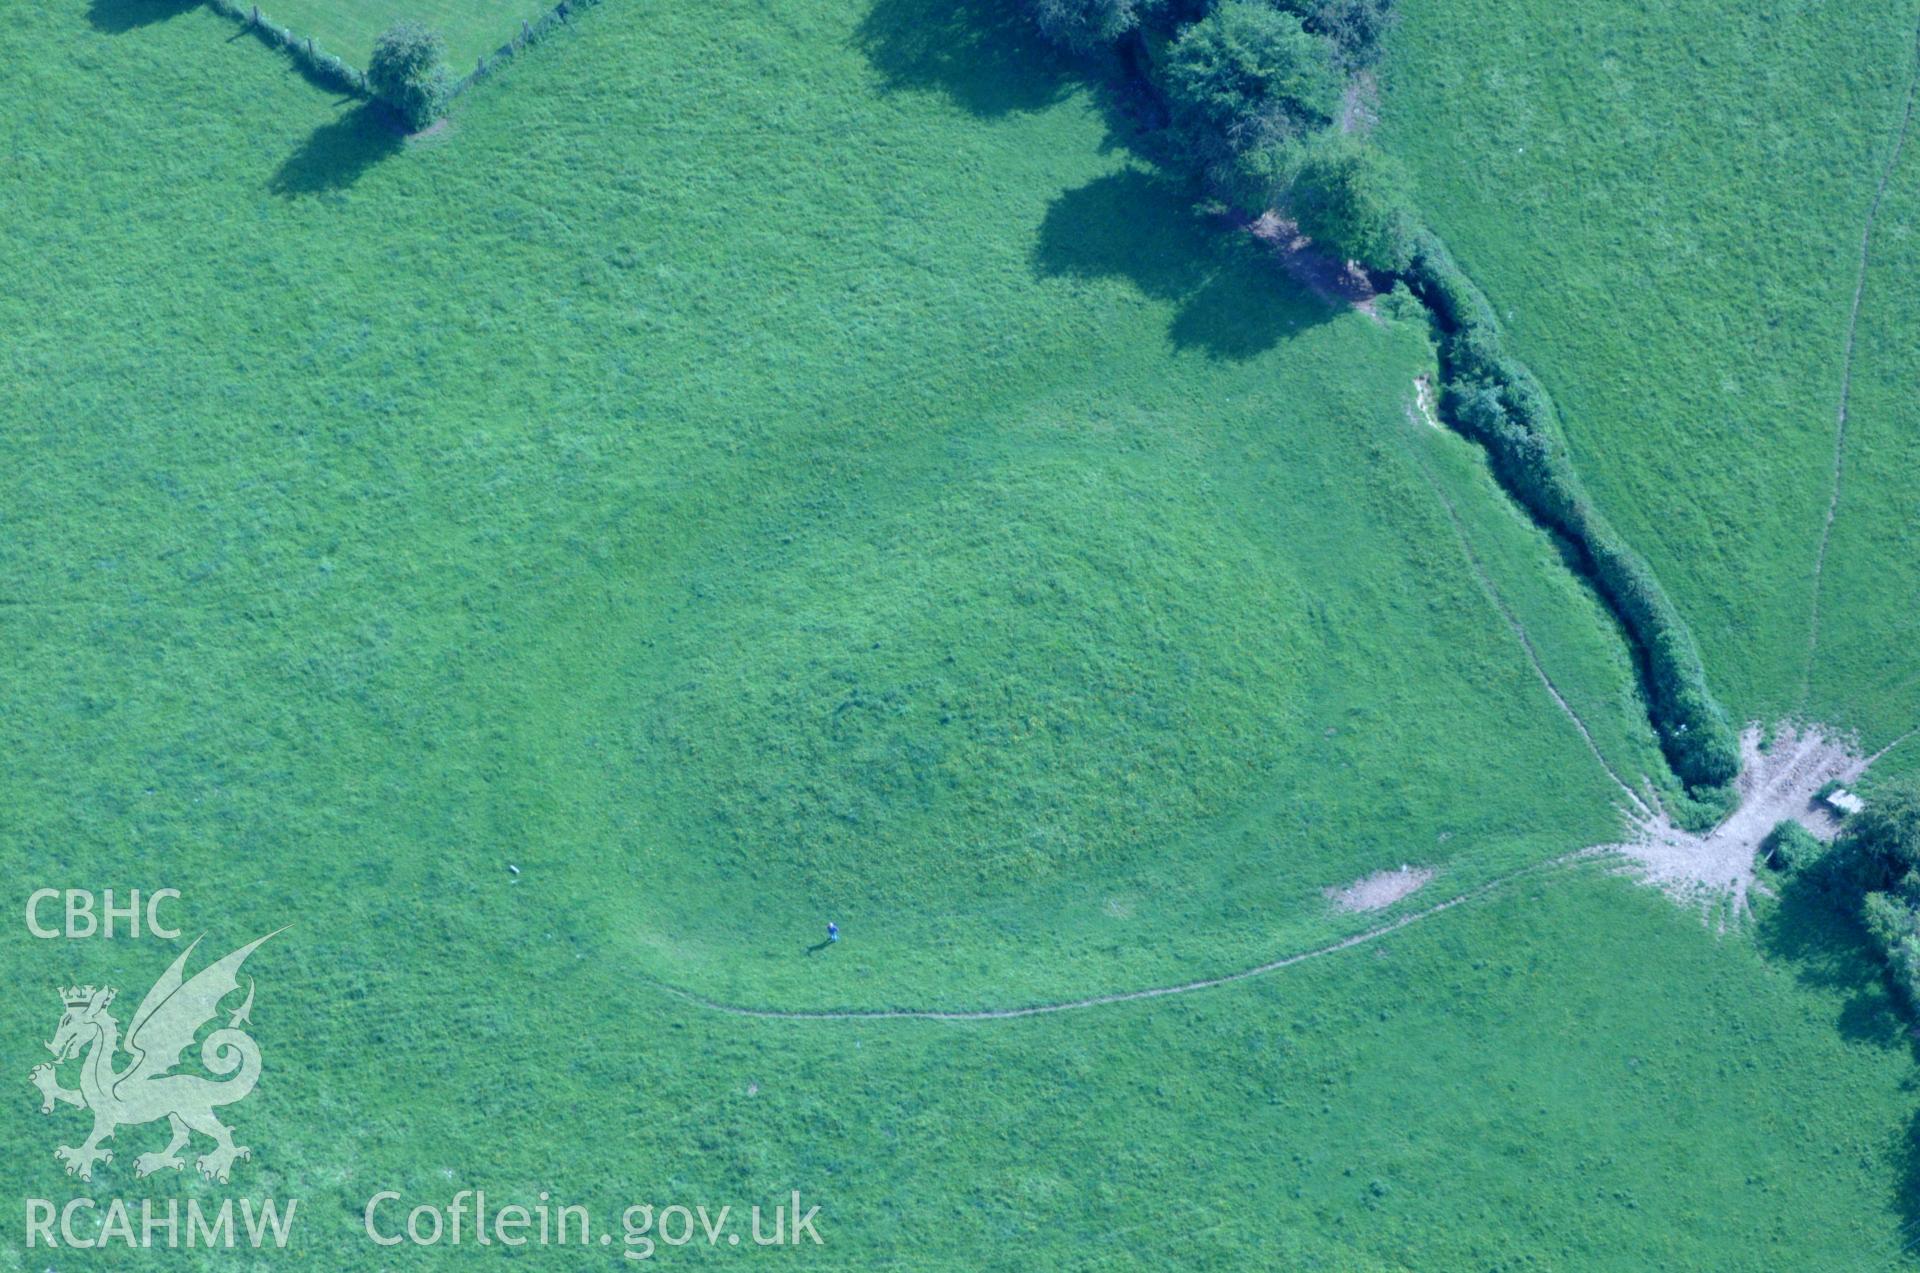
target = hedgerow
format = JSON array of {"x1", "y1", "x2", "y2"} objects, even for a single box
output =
[
  {"x1": 1404, "y1": 228, "x2": 1740, "y2": 786},
  {"x1": 1018, "y1": 0, "x2": 1742, "y2": 791},
  {"x1": 1827, "y1": 782, "x2": 1920, "y2": 1007},
  {"x1": 204, "y1": 0, "x2": 614, "y2": 118},
  {"x1": 457, "y1": 0, "x2": 612, "y2": 95}
]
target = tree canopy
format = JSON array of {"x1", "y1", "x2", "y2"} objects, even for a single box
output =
[
  {"x1": 1033, "y1": 0, "x2": 1160, "y2": 52},
  {"x1": 1162, "y1": 2, "x2": 1338, "y2": 179},
  {"x1": 369, "y1": 20, "x2": 452, "y2": 132},
  {"x1": 1288, "y1": 132, "x2": 1416, "y2": 270}
]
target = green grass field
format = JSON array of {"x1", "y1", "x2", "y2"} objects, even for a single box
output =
[
  {"x1": 3, "y1": 0, "x2": 1657, "y2": 1018},
  {"x1": 1378, "y1": 0, "x2": 1920, "y2": 745},
  {"x1": 1808, "y1": 63, "x2": 1920, "y2": 747},
  {"x1": 6, "y1": 0, "x2": 1920, "y2": 1266}
]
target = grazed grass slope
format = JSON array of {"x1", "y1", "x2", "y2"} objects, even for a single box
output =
[
  {"x1": 1378, "y1": 0, "x2": 1920, "y2": 736},
  {"x1": 0, "y1": 0, "x2": 1649, "y2": 1020},
  {"x1": 1807, "y1": 56, "x2": 1920, "y2": 747},
  {"x1": 12, "y1": 858, "x2": 1920, "y2": 1268},
  {"x1": 8, "y1": 0, "x2": 1920, "y2": 1266}
]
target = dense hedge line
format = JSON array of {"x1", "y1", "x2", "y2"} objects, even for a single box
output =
[
  {"x1": 202, "y1": 0, "x2": 610, "y2": 125},
  {"x1": 1403, "y1": 230, "x2": 1741, "y2": 787},
  {"x1": 1020, "y1": 0, "x2": 1742, "y2": 790}
]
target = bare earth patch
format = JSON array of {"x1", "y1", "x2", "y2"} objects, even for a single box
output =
[
  {"x1": 1614, "y1": 724, "x2": 1864, "y2": 921},
  {"x1": 1410, "y1": 374, "x2": 1442, "y2": 430},
  {"x1": 1339, "y1": 70, "x2": 1380, "y2": 136},
  {"x1": 1325, "y1": 864, "x2": 1435, "y2": 913},
  {"x1": 1245, "y1": 211, "x2": 1380, "y2": 317}
]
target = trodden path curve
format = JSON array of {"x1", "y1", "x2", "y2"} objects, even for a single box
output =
[
  {"x1": 648, "y1": 851, "x2": 1607, "y2": 1023},
  {"x1": 1400, "y1": 434, "x2": 1653, "y2": 820},
  {"x1": 653, "y1": 720, "x2": 1920, "y2": 1025},
  {"x1": 1801, "y1": 19, "x2": 1920, "y2": 704},
  {"x1": 661, "y1": 23, "x2": 1920, "y2": 1025}
]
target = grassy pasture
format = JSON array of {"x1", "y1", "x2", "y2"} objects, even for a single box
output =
[
  {"x1": 6, "y1": 0, "x2": 1920, "y2": 1266},
  {"x1": 12, "y1": 851, "x2": 1920, "y2": 1268},
  {"x1": 1806, "y1": 74, "x2": 1920, "y2": 749},
  {"x1": 1378, "y1": 0, "x2": 1920, "y2": 742},
  {"x1": 0, "y1": 0, "x2": 1654, "y2": 1018}
]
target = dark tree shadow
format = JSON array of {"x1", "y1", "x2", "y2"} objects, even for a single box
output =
[
  {"x1": 854, "y1": 0, "x2": 1071, "y2": 117},
  {"x1": 1899, "y1": 1105, "x2": 1920, "y2": 1253},
  {"x1": 1759, "y1": 867, "x2": 1910, "y2": 1048},
  {"x1": 1757, "y1": 864, "x2": 1920, "y2": 1247},
  {"x1": 858, "y1": 0, "x2": 1323, "y2": 357},
  {"x1": 1034, "y1": 167, "x2": 1208, "y2": 300},
  {"x1": 271, "y1": 104, "x2": 405, "y2": 197},
  {"x1": 1167, "y1": 242, "x2": 1327, "y2": 358},
  {"x1": 1034, "y1": 168, "x2": 1329, "y2": 359},
  {"x1": 88, "y1": 0, "x2": 198, "y2": 34}
]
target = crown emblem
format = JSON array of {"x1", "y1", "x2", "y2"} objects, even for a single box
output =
[{"x1": 61, "y1": 985, "x2": 108, "y2": 1008}]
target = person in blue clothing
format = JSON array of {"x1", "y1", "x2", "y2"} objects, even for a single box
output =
[{"x1": 826, "y1": 921, "x2": 839, "y2": 944}]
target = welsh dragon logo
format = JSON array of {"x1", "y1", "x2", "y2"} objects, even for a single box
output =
[{"x1": 29, "y1": 930, "x2": 283, "y2": 1183}]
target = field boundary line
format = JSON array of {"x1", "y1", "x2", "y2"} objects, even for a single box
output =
[
  {"x1": 1399, "y1": 431, "x2": 1653, "y2": 819},
  {"x1": 1801, "y1": 17, "x2": 1920, "y2": 704},
  {"x1": 648, "y1": 851, "x2": 1611, "y2": 1023},
  {"x1": 202, "y1": 0, "x2": 368, "y2": 97},
  {"x1": 1867, "y1": 724, "x2": 1919, "y2": 767},
  {"x1": 457, "y1": 0, "x2": 616, "y2": 95}
]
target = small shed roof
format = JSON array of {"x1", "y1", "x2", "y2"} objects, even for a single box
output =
[{"x1": 1826, "y1": 788, "x2": 1864, "y2": 816}]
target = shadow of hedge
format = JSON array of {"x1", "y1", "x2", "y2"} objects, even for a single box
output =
[{"x1": 89, "y1": 0, "x2": 199, "y2": 34}]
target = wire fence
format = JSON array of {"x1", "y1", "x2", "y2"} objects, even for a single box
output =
[
  {"x1": 202, "y1": 0, "x2": 614, "y2": 120},
  {"x1": 204, "y1": 0, "x2": 369, "y2": 97},
  {"x1": 455, "y1": 0, "x2": 610, "y2": 96}
]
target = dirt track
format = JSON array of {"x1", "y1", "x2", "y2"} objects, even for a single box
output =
[
  {"x1": 1615, "y1": 725, "x2": 1864, "y2": 917},
  {"x1": 1802, "y1": 21, "x2": 1920, "y2": 701},
  {"x1": 660, "y1": 723, "x2": 1911, "y2": 1023}
]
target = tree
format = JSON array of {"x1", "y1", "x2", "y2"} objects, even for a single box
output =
[
  {"x1": 1162, "y1": 1, "x2": 1338, "y2": 182},
  {"x1": 1032, "y1": 0, "x2": 1160, "y2": 52},
  {"x1": 1270, "y1": 0, "x2": 1396, "y2": 70},
  {"x1": 1287, "y1": 132, "x2": 1415, "y2": 271},
  {"x1": 369, "y1": 21, "x2": 452, "y2": 131},
  {"x1": 1862, "y1": 890, "x2": 1920, "y2": 1007},
  {"x1": 1841, "y1": 779, "x2": 1920, "y2": 888},
  {"x1": 1761, "y1": 819, "x2": 1825, "y2": 873},
  {"x1": 1831, "y1": 780, "x2": 1920, "y2": 1010}
]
